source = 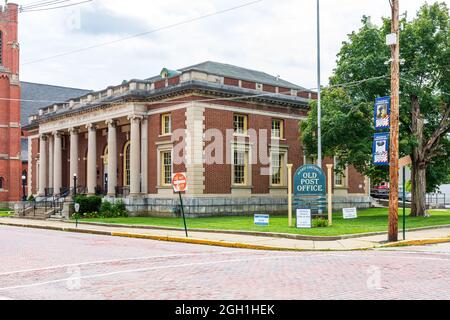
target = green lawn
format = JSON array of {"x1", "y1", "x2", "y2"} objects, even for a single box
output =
[
  {"x1": 0, "y1": 210, "x2": 11, "y2": 217},
  {"x1": 80, "y1": 208, "x2": 450, "y2": 236}
]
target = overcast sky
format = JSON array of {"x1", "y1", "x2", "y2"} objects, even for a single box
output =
[{"x1": 16, "y1": 0, "x2": 449, "y2": 91}]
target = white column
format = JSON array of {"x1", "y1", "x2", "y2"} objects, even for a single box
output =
[
  {"x1": 128, "y1": 115, "x2": 142, "y2": 196},
  {"x1": 86, "y1": 124, "x2": 97, "y2": 195},
  {"x1": 106, "y1": 120, "x2": 117, "y2": 197},
  {"x1": 38, "y1": 134, "x2": 47, "y2": 196},
  {"x1": 48, "y1": 135, "x2": 54, "y2": 190},
  {"x1": 69, "y1": 128, "x2": 79, "y2": 192},
  {"x1": 141, "y1": 117, "x2": 148, "y2": 194},
  {"x1": 27, "y1": 136, "x2": 33, "y2": 197},
  {"x1": 53, "y1": 131, "x2": 62, "y2": 195}
]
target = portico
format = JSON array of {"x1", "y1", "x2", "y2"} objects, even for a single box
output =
[{"x1": 36, "y1": 102, "x2": 148, "y2": 199}]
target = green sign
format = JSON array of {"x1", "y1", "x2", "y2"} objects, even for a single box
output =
[{"x1": 294, "y1": 165, "x2": 326, "y2": 196}]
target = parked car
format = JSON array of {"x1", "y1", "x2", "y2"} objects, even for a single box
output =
[{"x1": 370, "y1": 188, "x2": 389, "y2": 199}]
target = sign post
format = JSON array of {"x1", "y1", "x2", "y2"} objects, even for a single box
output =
[
  {"x1": 287, "y1": 164, "x2": 293, "y2": 227},
  {"x1": 326, "y1": 164, "x2": 333, "y2": 226},
  {"x1": 172, "y1": 172, "x2": 188, "y2": 238},
  {"x1": 74, "y1": 203, "x2": 80, "y2": 228},
  {"x1": 399, "y1": 156, "x2": 411, "y2": 240},
  {"x1": 293, "y1": 164, "x2": 327, "y2": 227}
]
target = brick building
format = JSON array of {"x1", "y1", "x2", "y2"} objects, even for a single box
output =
[
  {"x1": 0, "y1": 3, "x2": 90, "y2": 206},
  {"x1": 23, "y1": 61, "x2": 371, "y2": 216}
]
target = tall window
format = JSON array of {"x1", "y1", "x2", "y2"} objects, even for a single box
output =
[
  {"x1": 271, "y1": 153, "x2": 284, "y2": 185},
  {"x1": 161, "y1": 114, "x2": 172, "y2": 135},
  {"x1": 233, "y1": 150, "x2": 248, "y2": 185},
  {"x1": 334, "y1": 157, "x2": 345, "y2": 187},
  {"x1": 0, "y1": 177, "x2": 3, "y2": 189},
  {"x1": 272, "y1": 119, "x2": 284, "y2": 139},
  {"x1": 161, "y1": 151, "x2": 172, "y2": 186},
  {"x1": 233, "y1": 114, "x2": 248, "y2": 135},
  {"x1": 124, "y1": 142, "x2": 130, "y2": 186}
]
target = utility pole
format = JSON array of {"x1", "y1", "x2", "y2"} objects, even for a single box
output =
[
  {"x1": 388, "y1": 0, "x2": 400, "y2": 242},
  {"x1": 316, "y1": 0, "x2": 322, "y2": 168}
]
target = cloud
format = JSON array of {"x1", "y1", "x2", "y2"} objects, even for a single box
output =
[{"x1": 17, "y1": 0, "x2": 448, "y2": 91}]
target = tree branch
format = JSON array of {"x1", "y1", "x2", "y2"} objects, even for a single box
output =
[{"x1": 423, "y1": 103, "x2": 450, "y2": 161}]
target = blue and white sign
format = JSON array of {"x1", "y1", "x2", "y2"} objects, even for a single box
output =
[
  {"x1": 254, "y1": 214, "x2": 269, "y2": 226},
  {"x1": 294, "y1": 165, "x2": 326, "y2": 197},
  {"x1": 296, "y1": 209, "x2": 312, "y2": 229},
  {"x1": 373, "y1": 132, "x2": 390, "y2": 166},
  {"x1": 374, "y1": 96, "x2": 391, "y2": 130}
]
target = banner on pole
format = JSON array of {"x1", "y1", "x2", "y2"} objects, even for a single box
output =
[
  {"x1": 374, "y1": 96, "x2": 391, "y2": 130},
  {"x1": 373, "y1": 132, "x2": 390, "y2": 166}
]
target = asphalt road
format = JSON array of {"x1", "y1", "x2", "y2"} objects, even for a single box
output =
[{"x1": 0, "y1": 225, "x2": 449, "y2": 300}]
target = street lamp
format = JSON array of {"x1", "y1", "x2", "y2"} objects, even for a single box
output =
[
  {"x1": 21, "y1": 174, "x2": 26, "y2": 201},
  {"x1": 73, "y1": 173, "x2": 77, "y2": 197}
]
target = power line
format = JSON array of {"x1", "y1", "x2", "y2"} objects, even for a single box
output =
[
  {"x1": 21, "y1": 0, "x2": 264, "y2": 65},
  {"x1": 20, "y1": 0, "x2": 72, "y2": 10},
  {"x1": 21, "y1": 0, "x2": 93, "y2": 12}
]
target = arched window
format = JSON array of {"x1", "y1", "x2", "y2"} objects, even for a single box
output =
[
  {"x1": 0, "y1": 177, "x2": 4, "y2": 189},
  {"x1": 123, "y1": 141, "x2": 130, "y2": 186}
]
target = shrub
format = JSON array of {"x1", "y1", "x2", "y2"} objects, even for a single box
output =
[
  {"x1": 99, "y1": 200, "x2": 128, "y2": 218},
  {"x1": 74, "y1": 195, "x2": 102, "y2": 214},
  {"x1": 27, "y1": 195, "x2": 35, "y2": 201},
  {"x1": 312, "y1": 218, "x2": 329, "y2": 228}
]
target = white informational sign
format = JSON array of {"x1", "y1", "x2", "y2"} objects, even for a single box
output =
[
  {"x1": 74, "y1": 203, "x2": 80, "y2": 213},
  {"x1": 296, "y1": 209, "x2": 312, "y2": 229},
  {"x1": 254, "y1": 214, "x2": 269, "y2": 226},
  {"x1": 343, "y1": 207, "x2": 358, "y2": 219}
]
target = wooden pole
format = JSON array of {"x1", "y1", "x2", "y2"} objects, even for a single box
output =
[
  {"x1": 326, "y1": 164, "x2": 333, "y2": 226},
  {"x1": 287, "y1": 164, "x2": 293, "y2": 227},
  {"x1": 388, "y1": 0, "x2": 400, "y2": 242}
]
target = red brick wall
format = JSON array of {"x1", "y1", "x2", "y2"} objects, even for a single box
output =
[
  {"x1": 148, "y1": 108, "x2": 186, "y2": 194},
  {"x1": 0, "y1": 4, "x2": 21, "y2": 202},
  {"x1": 224, "y1": 77, "x2": 239, "y2": 86}
]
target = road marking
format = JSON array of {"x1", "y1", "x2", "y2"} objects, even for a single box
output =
[
  {"x1": 0, "y1": 250, "x2": 266, "y2": 277},
  {"x1": 0, "y1": 255, "x2": 302, "y2": 292}
]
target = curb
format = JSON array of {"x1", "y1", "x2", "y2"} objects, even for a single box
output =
[
  {"x1": 69, "y1": 220, "x2": 450, "y2": 242},
  {"x1": 380, "y1": 237, "x2": 450, "y2": 248},
  {"x1": 0, "y1": 220, "x2": 369, "y2": 252}
]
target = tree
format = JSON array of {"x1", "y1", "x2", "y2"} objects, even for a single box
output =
[{"x1": 301, "y1": 3, "x2": 450, "y2": 217}]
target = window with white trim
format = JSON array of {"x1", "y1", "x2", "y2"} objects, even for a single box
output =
[
  {"x1": 334, "y1": 157, "x2": 345, "y2": 187},
  {"x1": 161, "y1": 151, "x2": 172, "y2": 186},
  {"x1": 272, "y1": 119, "x2": 284, "y2": 139},
  {"x1": 233, "y1": 149, "x2": 248, "y2": 185},
  {"x1": 271, "y1": 153, "x2": 285, "y2": 185},
  {"x1": 161, "y1": 113, "x2": 172, "y2": 135},
  {"x1": 233, "y1": 114, "x2": 248, "y2": 135}
]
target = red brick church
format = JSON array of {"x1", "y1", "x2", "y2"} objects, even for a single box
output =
[{"x1": 0, "y1": 3, "x2": 89, "y2": 205}]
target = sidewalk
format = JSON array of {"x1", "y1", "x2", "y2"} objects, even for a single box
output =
[{"x1": 1, "y1": 217, "x2": 449, "y2": 251}]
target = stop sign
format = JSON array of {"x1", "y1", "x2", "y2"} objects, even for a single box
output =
[{"x1": 172, "y1": 172, "x2": 188, "y2": 192}]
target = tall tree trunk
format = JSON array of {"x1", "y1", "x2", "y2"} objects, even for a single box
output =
[
  {"x1": 410, "y1": 95, "x2": 427, "y2": 217},
  {"x1": 410, "y1": 161, "x2": 427, "y2": 217}
]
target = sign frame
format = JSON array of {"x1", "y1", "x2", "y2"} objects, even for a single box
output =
[
  {"x1": 374, "y1": 96, "x2": 391, "y2": 130},
  {"x1": 373, "y1": 132, "x2": 390, "y2": 166}
]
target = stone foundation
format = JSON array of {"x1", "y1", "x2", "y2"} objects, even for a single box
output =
[{"x1": 119, "y1": 195, "x2": 373, "y2": 217}]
